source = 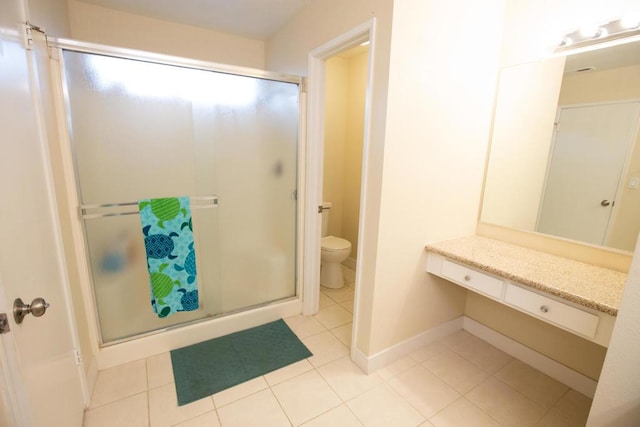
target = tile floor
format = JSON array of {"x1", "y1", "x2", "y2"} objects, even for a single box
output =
[{"x1": 83, "y1": 266, "x2": 592, "y2": 426}]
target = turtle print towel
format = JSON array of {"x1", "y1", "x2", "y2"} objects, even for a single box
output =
[{"x1": 139, "y1": 197, "x2": 198, "y2": 318}]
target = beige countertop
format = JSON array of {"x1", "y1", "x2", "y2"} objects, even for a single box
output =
[{"x1": 425, "y1": 236, "x2": 627, "y2": 316}]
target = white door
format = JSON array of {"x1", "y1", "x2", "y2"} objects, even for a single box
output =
[
  {"x1": 537, "y1": 102, "x2": 640, "y2": 245},
  {"x1": 0, "y1": 0, "x2": 85, "y2": 425}
]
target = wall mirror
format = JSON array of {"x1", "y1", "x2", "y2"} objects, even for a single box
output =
[{"x1": 481, "y1": 39, "x2": 640, "y2": 253}]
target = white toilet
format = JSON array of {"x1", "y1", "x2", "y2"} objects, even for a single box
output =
[{"x1": 320, "y1": 202, "x2": 352, "y2": 289}]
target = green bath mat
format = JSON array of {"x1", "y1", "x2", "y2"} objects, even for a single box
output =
[{"x1": 170, "y1": 319, "x2": 312, "y2": 406}]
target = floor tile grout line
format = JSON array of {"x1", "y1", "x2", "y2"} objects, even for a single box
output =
[
  {"x1": 426, "y1": 395, "x2": 505, "y2": 426},
  {"x1": 538, "y1": 387, "x2": 573, "y2": 420},
  {"x1": 267, "y1": 374, "x2": 306, "y2": 426},
  {"x1": 447, "y1": 338, "x2": 515, "y2": 375},
  {"x1": 86, "y1": 389, "x2": 149, "y2": 411},
  {"x1": 488, "y1": 371, "x2": 553, "y2": 415},
  {"x1": 419, "y1": 359, "x2": 485, "y2": 396},
  {"x1": 167, "y1": 405, "x2": 216, "y2": 427},
  {"x1": 464, "y1": 374, "x2": 550, "y2": 426},
  {"x1": 377, "y1": 380, "x2": 429, "y2": 425}
]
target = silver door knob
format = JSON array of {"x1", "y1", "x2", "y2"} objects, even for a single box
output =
[
  {"x1": 601, "y1": 200, "x2": 611, "y2": 207},
  {"x1": 13, "y1": 297, "x2": 50, "y2": 324}
]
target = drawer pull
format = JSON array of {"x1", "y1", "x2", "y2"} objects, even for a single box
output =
[
  {"x1": 464, "y1": 275, "x2": 471, "y2": 281},
  {"x1": 540, "y1": 305, "x2": 549, "y2": 313}
]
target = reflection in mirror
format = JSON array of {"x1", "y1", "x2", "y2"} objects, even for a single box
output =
[{"x1": 481, "y1": 40, "x2": 640, "y2": 252}]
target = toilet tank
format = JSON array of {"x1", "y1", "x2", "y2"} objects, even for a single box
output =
[{"x1": 321, "y1": 202, "x2": 332, "y2": 237}]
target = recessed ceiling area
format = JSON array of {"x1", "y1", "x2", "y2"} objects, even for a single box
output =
[{"x1": 79, "y1": 0, "x2": 311, "y2": 40}]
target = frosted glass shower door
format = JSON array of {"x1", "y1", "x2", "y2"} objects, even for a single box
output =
[
  {"x1": 62, "y1": 50, "x2": 299, "y2": 343},
  {"x1": 193, "y1": 78, "x2": 299, "y2": 313}
]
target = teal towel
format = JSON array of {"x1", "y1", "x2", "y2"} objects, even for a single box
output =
[{"x1": 139, "y1": 197, "x2": 198, "y2": 318}]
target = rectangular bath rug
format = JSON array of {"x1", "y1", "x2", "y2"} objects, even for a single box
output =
[{"x1": 170, "y1": 319, "x2": 312, "y2": 406}]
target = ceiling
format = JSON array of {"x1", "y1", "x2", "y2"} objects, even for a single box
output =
[{"x1": 80, "y1": 0, "x2": 311, "y2": 40}]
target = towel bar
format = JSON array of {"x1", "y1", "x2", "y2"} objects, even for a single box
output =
[{"x1": 80, "y1": 195, "x2": 218, "y2": 219}]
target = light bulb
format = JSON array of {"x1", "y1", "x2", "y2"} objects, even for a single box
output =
[
  {"x1": 620, "y1": 13, "x2": 640, "y2": 29},
  {"x1": 558, "y1": 37, "x2": 572, "y2": 47},
  {"x1": 579, "y1": 25, "x2": 602, "y2": 38}
]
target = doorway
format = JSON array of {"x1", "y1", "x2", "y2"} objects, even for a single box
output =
[
  {"x1": 303, "y1": 19, "x2": 375, "y2": 362},
  {"x1": 317, "y1": 43, "x2": 369, "y2": 348}
]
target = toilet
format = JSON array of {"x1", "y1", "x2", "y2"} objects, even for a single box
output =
[{"x1": 320, "y1": 202, "x2": 352, "y2": 289}]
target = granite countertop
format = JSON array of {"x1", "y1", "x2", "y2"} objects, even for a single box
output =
[{"x1": 425, "y1": 236, "x2": 627, "y2": 316}]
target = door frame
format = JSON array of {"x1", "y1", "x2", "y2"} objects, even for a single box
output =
[
  {"x1": 302, "y1": 19, "x2": 376, "y2": 360},
  {"x1": 536, "y1": 100, "x2": 640, "y2": 246}
]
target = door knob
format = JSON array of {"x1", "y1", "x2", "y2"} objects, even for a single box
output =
[
  {"x1": 600, "y1": 200, "x2": 611, "y2": 207},
  {"x1": 13, "y1": 297, "x2": 50, "y2": 324}
]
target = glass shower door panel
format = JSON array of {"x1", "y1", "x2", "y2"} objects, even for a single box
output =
[
  {"x1": 63, "y1": 49, "x2": 299, "y2": 343},
  {"x1": 192, "y1": 76, "x2": 299, "y2": 312},
  {"x1": 84, "y1": 216, "x2": 207, "y2": 342},
  {"x1": 63, "y1": 51, "x2": 221, "y2": 341}
]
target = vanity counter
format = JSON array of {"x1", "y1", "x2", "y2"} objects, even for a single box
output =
[{"x1": 425, "y1": 236, "x2": 626, "y2": 316}]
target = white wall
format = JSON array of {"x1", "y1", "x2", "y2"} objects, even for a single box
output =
[
  {"x1": 323, "y1": 51, "x2": 367, "y2": 258},
  {"x1": 67, "y1": 0, "x2": 265, "y2": 69},
  {"x1": 368, "y1": 0, "x2": 505, "y2": 354},
  {"x1": 27, "y1": 0, "x2": 70, "y2": 36},
  {"x1": 323, "y1": 56, "x2": 349, "y2": 238},
  {"x1": 267, "y1": 0, "x2": 394, "y2": 354},
  {"x1": 588, "y1": 234, "x2": 640, "y2": 425},
  {"x1": 268, "y1": 0, "x2": 505, "y2": 355},
  {"x1": 343, "y1": 52, "x2": 368, "y2": 259}
]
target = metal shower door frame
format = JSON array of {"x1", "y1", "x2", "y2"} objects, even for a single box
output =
[{"x1": 49, "y1": 37, "x2": 306, "y2": 347}]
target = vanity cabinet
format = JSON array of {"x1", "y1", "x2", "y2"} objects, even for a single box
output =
[{"x1": 426, "y1": 250, "x2": 617, "y2": 346}]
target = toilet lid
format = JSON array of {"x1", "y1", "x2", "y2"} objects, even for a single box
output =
[{"x1": 321, "y1": 236, "x2": 351, "y2": 251}]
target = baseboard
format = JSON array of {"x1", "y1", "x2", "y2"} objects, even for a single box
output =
[
  {"x1": 349, "y1": 315, "x2": 598, "y2": 398},
  {"x1": 352, "y1": 317, "x2": 464, "y2": 374},
  {"x1": 342, "y1": 257, "x2": 357, "y2": 270},
  {"x1": 463, "y1": 317, "x2": 598, "y2": 398}
]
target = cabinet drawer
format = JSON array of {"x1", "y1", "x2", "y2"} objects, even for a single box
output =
[
  {"x1": 505, "y1": 285, "x2": 599, "y2": 338},
  {"x1": 441, "y1": 259, "x2": 504, "y2": 299}
]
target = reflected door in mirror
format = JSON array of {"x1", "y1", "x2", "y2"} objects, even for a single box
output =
[{"x1": 537, "y1": 102, "x2": 640, "y2": 246}]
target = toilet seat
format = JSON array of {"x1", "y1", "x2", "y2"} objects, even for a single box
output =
[{"x1": 321, "y1": 236, "x2": 351, "y2": 251}]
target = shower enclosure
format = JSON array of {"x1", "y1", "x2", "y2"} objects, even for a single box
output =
[{"x1": 59, "y1": 48, "x2": 301, "y2": 344}]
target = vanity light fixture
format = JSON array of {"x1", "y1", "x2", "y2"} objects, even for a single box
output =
[{"x1": 556, "y1": 15, "x2": 640, "y2": 52}]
